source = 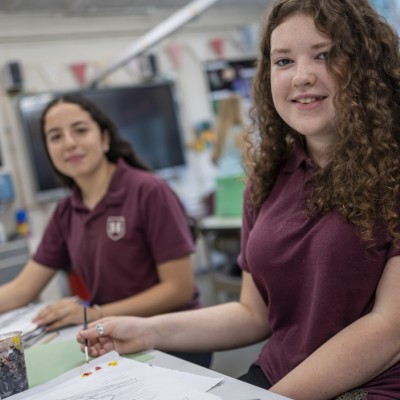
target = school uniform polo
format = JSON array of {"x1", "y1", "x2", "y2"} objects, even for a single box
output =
[
  {"x1": 33, "y1": 158, "x2": 200, "y2": 310},
  {"x1": 239, "y1": 144, "x2": 400, "y2": 397}
]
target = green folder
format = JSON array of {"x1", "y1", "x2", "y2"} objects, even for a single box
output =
[{"x1": 25, "y1": 339, "x2": 153, "y2": 388}]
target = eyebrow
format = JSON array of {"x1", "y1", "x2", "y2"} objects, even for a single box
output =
[
  {"x1": 270, "y1": 41, "x2": 332, "y2": 56},
  {"x1": 45, "y1": 120, "x2": 89, "y2": 135}
]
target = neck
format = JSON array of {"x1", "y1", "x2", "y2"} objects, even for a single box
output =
[
  {"x1": 305, "y1": 138, "x2": 332, "y2": 168},
  {"x1": 77, "y1": 160, "x2": 116, "y2": 210}
]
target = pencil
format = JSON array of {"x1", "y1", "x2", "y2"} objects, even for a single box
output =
[
  {"x1": 40, "y1": 331, "x2": 59, "y2": 345},
  {"x1": 83, "y1": 305, "x2": 89, "y2": 364}
]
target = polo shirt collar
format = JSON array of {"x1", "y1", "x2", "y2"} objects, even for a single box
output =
[
  {"x1": 105, "y1": 158, "x2": 130, "y2": 205},
  {"x1": 70, "y1": 158, "x2": 128, "y2": 211},
  {"x1": 282, "y1": 141, "x2": 317, "y2": 173},
  {"x1": 70, "y1": 186, "x2": 84, "y2": 210}
]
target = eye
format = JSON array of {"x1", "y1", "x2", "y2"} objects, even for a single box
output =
[
  {"x1": 316, "y1": 51, "x2": 328, "y2": 61},
  {"x1": 75, "y1": 127, "x2": 88, "y2": 135},
  {"x1": 47, "y1": 133, "x2": 62, "y2": 143},
  {"x1": 275, "y1": 58, "x2": 292, "y2": 67}
]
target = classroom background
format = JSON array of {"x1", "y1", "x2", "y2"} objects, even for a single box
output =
[
  {"x1": 0, "y1": 0, "x2": 269, "y2": 377},
  {"x1": 0, "y1": 0, "x2": 400, "y2": 376}
]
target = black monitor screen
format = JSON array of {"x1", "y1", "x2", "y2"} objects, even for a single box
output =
[{"x1": 17, "y1": 82, "x2": 186, "y2": 202}]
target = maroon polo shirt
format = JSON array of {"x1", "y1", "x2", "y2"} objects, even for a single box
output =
[
  {"x1": 239, "y1": 144, "x2": 400, "y2": 397},
  {"x1": 33, "y1": 159, "x2": 200, "y2": 310}
]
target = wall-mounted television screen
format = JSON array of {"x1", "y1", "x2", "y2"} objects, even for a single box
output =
[{"x1": 17, "y1": 81, "x2": 186, "y2": 202}]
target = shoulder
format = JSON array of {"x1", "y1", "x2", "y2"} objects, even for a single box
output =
[
  {"x1": 52, "y1": 196, "x2": 74, "y2": 218},
  {"x1": 43, "y1": 196, "x2": 75, "y2": 236},
  {"x1": 243, "y1": 184, "x2": 261, "y2": 219},
  {"x1": 121, "y1": 165, "x2": 170, "y2": 193},
  {"x1": 115, "y1": 164, "x2": 178, "y2": 208}
]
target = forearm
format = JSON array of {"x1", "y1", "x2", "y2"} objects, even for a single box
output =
[
  {"x1": 97, "y1": 281, "x2": 194, "y2": 319},
  {"x1": 0, "y1": 260, "x2": 55, "y2": 314},
  {"x1": 79, "y1": 271, "x2": 271, "y2": 357},
  {"x1": 0, "y1": 281, "x2": 33, "y2": 313},
  {"x1": 270, "y1": 313, "x2": 400, "y2": 400},
  {"x1": 148, "y1": 301, "x2": 270, "y2": 352}
]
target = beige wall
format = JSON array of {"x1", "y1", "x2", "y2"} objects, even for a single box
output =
[{"x1": 0, "y1": 7, "x2": 262, "y2": 300}]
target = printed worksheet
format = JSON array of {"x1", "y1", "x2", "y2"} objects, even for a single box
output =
[
  {"x1": 0, "y1": 303, "x2": 44, "y2": 336},
  {"x1": 9, "y1": 351, "x2": 223, "y2": 400}
]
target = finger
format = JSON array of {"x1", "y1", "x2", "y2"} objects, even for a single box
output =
[
  {"x1": 79, "y1": 327, "x2": 100, "y2": 341},
  {"x1": 97, "y1": 340, "x2": 115, "y2": 355},
  {"x1": 44, "y1": 308, "x2": 72, "y2": 326},
  {"x1": 44, "y1": 305, "x2": 83, "y2": 328},
  {"x1": 84, "y1": 321, "x2": 114, "y2": 340},
  {"x1": 87, "y1": 317, "x2": 114, "y2": 329},
  {"x1": 77, "y1": 332, "x2": 102, "y2": 348},
  {"x1": 76, "y1": 331, "x2": 87, "y2": 344},
  {"x1": 45, "y1": 316, "x2": 73, "y2": 331},
  {"x1": 86, "y1": 340, "x2": 113, "y2": 358},
  {"x1": 88, "y1": 346, "x2": 103, "y2": 358},
  {"x1": 97, "y1": 348, "x2": 109, "y2": 357},
  {"x1": 34, "y1": 311, "x2": 60, "y2": 326},
  {"x1": 35, "y1": 303, "x2": 71, "y2": 324},
  {"x1": 33, "y1": 306, "x2": 54, "y2": 322}
]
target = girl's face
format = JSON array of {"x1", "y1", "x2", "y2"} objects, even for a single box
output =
[
  {"x1": 44, "y1": 102, "x2": 109, "y2": 182},
  {"x1": 270, "y1": 14, "x2": 337, "y2": 156}
]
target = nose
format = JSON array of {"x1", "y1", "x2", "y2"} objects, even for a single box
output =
[
  {"x1": 292, "y1": 61, "x2": 317, "y2": 88},
  {"x1": 64, "y1": 131, "x2": 77, "y2": 149}
]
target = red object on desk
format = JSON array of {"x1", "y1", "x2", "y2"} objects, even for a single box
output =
[{"x1": 67, "y1": 272, "x2": 90, "y2": 301}]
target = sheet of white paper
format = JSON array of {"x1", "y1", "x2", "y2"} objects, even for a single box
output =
[
  {"x1": 0, "y1": 303, "x2": 45, "y2": 336},
  {"x1": 151, "y1": 365, "x2": 223, "y2": 392},
  {"x1": 9, "y1": 351, "x2": 222, "y2": 400}
]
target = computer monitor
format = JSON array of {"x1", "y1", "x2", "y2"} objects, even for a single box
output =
[{"x1": 17, "y1": 81, "x2": 186, "y2": 202}]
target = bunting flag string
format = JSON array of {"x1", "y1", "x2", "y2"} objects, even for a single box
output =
[
  {"x1": 165, "y1": 43, "x2": 184, "y2": 69},
  {"x1": 209, "y1": 37, "x2": 224, "y2": 57},
  {"x1": 69, "y1": 63, "x2": 87, "y2": 87}
]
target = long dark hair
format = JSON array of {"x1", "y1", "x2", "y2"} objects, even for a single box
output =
[{"x1": 40, "y1": 93, "x2": 151, "y2": 188}]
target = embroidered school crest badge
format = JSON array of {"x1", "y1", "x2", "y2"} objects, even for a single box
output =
[{"x1": 106, "y1": 216, "x2": 126, "y2": 241}]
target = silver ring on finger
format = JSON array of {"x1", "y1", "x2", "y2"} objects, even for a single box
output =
[{"x1": 95, "y1": 323, "x2": 105, "y2": 336}]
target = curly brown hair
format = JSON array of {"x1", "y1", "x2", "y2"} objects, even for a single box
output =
[{"x1": 246, "y1": 0, "x2": 400, "y2": 244}]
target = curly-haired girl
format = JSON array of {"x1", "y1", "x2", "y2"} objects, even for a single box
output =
[{"x1": 79, "y1": 1, "x2": 400, "y2": 398}]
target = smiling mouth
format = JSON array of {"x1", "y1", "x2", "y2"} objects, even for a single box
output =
[
  {"x1": 66, "y1": 155, "x2": 84, "y2": 163},
  {"x1": 295, "y1": 97, "x2": 325, "y2": 104}
]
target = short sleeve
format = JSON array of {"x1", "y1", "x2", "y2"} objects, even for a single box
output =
[
  {"x1": 139, "y1": 179, "x2": 194, "y2": 264},
  {"x1": 388, "y1": 241, "x2": 400, "y2": 259},
  {"x1": 237, "y1": 185, "x2": 259, "y2": 272},
  {"x1": 32, "y1": 203, "x2": 71, "y2": 271}
]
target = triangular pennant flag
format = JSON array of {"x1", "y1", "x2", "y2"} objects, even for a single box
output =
[
  {"x1": 165, "y1": 43, "x2": 183, "y2": 69},
  {"x1": 209, "y1": 38, "x2": 224, "y2": 57},
  {"x1": 69, "y1": 63, "x2": 87, "y2": 87}
]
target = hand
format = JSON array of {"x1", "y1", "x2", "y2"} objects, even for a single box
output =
[
  {"x1": 76, "y1": 316, "x2": 153, "y2": 357},
  {"x1": 33, "y1": 297, "x2": 84, "y2": 330}
]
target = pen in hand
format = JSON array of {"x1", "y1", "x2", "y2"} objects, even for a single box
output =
[{"x1": 83, "y1": 305, "x2": 89, "y2": 364}]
